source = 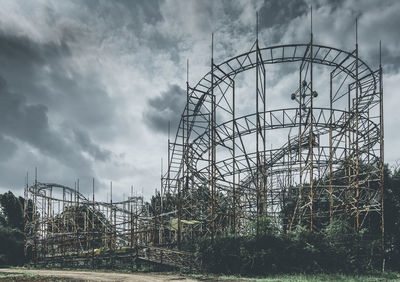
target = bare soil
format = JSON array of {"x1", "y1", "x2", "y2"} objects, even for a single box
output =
[{"x1": 0, "y1": 268, "x2": 200, "y2": 282}]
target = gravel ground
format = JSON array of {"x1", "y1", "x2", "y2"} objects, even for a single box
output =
[{"x1": 0, "y1": 268, "x2": 200, "y2": 282}]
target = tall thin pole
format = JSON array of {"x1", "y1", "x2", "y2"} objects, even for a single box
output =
[
  {"x1": 33, "y1": 167, "x2": 37, "y2": 266},
  {"x1": 379, "y1": 40, "x2": 385, "y2": 267},
  {"x1": 24, "y1": 172, "x2": 28, "y2": 259},
  {"x1": 232, "y1": 79, "x2": 236, "y2": 235},
  {"x1": 309, "y1": 6, "x2": 315, "y2": 231},
  {"x1": 263, "y1": 57, "x2": 267, "y2": 217},
  {"x1": 110, "y1": 181, "x2": 113, "y2": 267},
  {"x1": 167, "y1": 120, "x2": 171, "y2": 218},
  {"x1": 130, "y1": 185, "x2": 134, "y2": 249},
  {"x1": 160, "y1": 158, "x2": 164, "y2": 245},
  {"x1": 355, "y1": 17, "x2": 360, "y2": 231},
  {"x1": 186, "y1": 58, "x2": 190, "y2": 222},
  {"x1": 329, "y1": 70, "x2": 334, "y2": 220},
  {"x1": 211, "y1": 33, "x2": 216, "y2": 240},
  {"x1": 255, "y1": 12, "x2": 260, "y2": 236},
  {"x1": 92, "y1": 178, "x2": 95, "y2": 268}
]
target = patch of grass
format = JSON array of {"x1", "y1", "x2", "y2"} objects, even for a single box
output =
[
  {"x1": 189, "y1": 272, "x2": 400, "y2": 281},
  {"x1": 0, "y1": 272, "x2": 65, "y2": 281},
  {"x1": 0, "y1": 273, "x2": 27, "y2": 278}
]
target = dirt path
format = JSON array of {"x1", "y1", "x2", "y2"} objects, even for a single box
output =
[{"x1": 0, "y1": 268, "x2": 201, "y2": 282}]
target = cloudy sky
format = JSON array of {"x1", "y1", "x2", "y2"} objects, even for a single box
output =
[{"x1": 0, "y1": 0, "x2": 399, "y2": 200}]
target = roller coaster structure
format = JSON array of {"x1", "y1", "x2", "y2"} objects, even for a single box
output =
[{"x1": 24, "y1": 21, "x2": 384, "y2": 269}]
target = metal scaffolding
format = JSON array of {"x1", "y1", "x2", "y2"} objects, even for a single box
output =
[
  {"x1": 24, "y1": 24, "x2": 384, "y2": 269},
  {"x1": 161, "y1": 29, "x2": 384, "y2": 248}
]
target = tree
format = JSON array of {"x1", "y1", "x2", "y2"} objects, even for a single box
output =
[
  {"x1": 384, "y1": 164, "x2": 400, "y2": 270},
  {"x1": 0, "y1": 191, "x2": 24, "y2": 230},
  {"x1": 0, "y1": 191, "x2": 25, "y2": 266}
]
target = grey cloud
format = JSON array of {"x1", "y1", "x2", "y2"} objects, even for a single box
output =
[
  {"x1": 81, "y1": 0, "x2": 163, "y2": 26},
  {"x1": 0, "y1": 30, "x2": 70, "y2": 65},
  {"x1": 0, "y1": 29, "x2": 114, "y2": 193},
  {"x1": 0, "y1": 135, "x2": 17, "y2": 160},
  {"x1": 0, "y1": 77, "x2": 90, "y2": 171},
  {"x1": 73, "y1": 128, "x2": 111, "y2": 162},
  {"x1": 0, "y1": 30, "x2": 70, "y2": 104},
  {"x1": 143, "y1": 84, "x2": 186, "y2": 134},
  {"x1": 0, "y1": 27, "x2": 117, "y2": 139},
  {"x1": 259, "y1": 0, "x2": 308, "y2": 30},
  {"x1": 77, "y1": 0, "x2": 166, "y2": 49}
]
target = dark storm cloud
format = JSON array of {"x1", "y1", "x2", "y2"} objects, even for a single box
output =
[
  {"x1": 0, "y1": 25, "x2": 114, "y2": 192},
  {"x1": 0, "y1": 28, "x2": 117, "y2": 136},
  {"x1": 143, "y1": 84, "x2": 186, "y2": 134},
  {"x1": 0, "y1": 77, "x2": 91, "y2": 171},
  {"x1": 0, "y1": 31, "x2": 69, "y2": 101},
  {"x1": 0, "y1": 30, "x2": 70, "y2": 65}
]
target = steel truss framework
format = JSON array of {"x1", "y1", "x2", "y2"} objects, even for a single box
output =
[
  {"x1": 24, "y1": 36, "x2": 384, "y2": 269},
  {"x1": 24, "y1": 180, "x2": 197, "y2": 269},
  {"x1": 162, "y1": 37, "x2": 384, "y2": 248}
]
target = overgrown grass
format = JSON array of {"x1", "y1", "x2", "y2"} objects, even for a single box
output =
[
  {"x1": 190, "y1": 271, "x2": 400, "y2": 281},
  {"x1": 0, "y1": 272, "x2": 66, "y2": 281}
]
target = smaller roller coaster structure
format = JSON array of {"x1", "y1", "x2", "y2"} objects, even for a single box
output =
[
  {"x1": 24, "y1": 179, "x2": 197, "y2": 269},
  {"x1": 24, "y1": 18, "x2": 384, "y2": 270}
]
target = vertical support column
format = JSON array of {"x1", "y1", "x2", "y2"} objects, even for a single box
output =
[
  {"x1": 160, "y1": 161, "x2": 164, "y2": 245},
  {"x1": 110, "y1": 181, "x2": 113, "y2": 267},
  {"x1": 167, "y1": 121, "x2": 171, "y2": 197},
  {"x1": 113, "y1": 187, "x2": 117, "y2": 265},
  {"x1": 46, "y1": 190, "x2": 50, "y2": 258},
  {"x1": 73, "y1": 182, "x2": 77, "y2": 258},
  {"x1": 379, "y1": 40, "x2": 385, "y2": 261},
  {"x1": 255, "y1": 13, "x2": 267, "y2": 234},
  {"x1": 62, "y1": 186, "x2": 66, "y2": 259},
  {"x1": 263, "y1": 66, "x2": 267, "y2": 217},
  {"x1": 77, "y1": 179, "x2": 80, "y2": 257},
  {"x1": 130, "y1": 186, "x2": 134, "y2": 262},
  {"x1": 329, "y1": 72, "x2": 334, "y2": 220},
  {"x1": 355, "y1": 19, "x2": 360, "y2": 232},
  {"x1": 289, "y1": 62, "x2": 304, "y2": 232},
  {"x1": 347, "y1": 84, "x2": 352, "y2": 217},
  {"x1": 130, "y1": 186, "x2": 134, "y2": 248},
  {"x1": 51, "y1": 187, "x2": 55, "y2": 257},
  {"x1": 298, "y1": 66, "x2": 303, "y2": 228},
  {"x1": 309, "y1": 8, "x2": 314, "y2": 231},
  {"x1": 177, "y1": 179, "x2": 182, "y2": 249},
  {"x1": 41, "y1": 191, "x2": 45, "y2": 262},
  {"x1": 24, "y1": 173, "x2": 28, "y2": 259},
  {"x1": 232, "y1": 80, "x2": 236, "y2": 235},
  {"x1": 153, "y1": 188, "x2": 157, "y2": 245},
  {"x1": 92, "y1": 178, "x2": 95, "y2": 268},
  {"x1": 33, "y1": 167, "x2": 37, "y2": 267},
  {"x1": 48, "y1": 187, "x2": 52, "y2": 257},
  {"x1": 210, "y1": 33, "x2": 216, "y2": 240},
  {"x1": 255, "y1": 14, "x2": 260, "y2": 236},
  {"x1": 269, "y1": 149, "x2": 273, "y2": 215},
  {"x1": 167, "y1": 121, "x2": 171, "y2": 242},
  {"x1": 186, "y1": 59, "x2": 190, "y2": 225},
  {"x1": 180, "y1": 66, "x2": 185, "y2": 250}
]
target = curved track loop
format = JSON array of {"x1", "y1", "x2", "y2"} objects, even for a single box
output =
[{"x1": 164, "y1": 41, "x2": 383, "y2": 240}]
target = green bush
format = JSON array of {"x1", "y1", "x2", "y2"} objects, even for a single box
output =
[{"x1": 194, "y1": 219, "x2": 383, "y2": 275}]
